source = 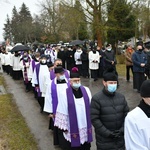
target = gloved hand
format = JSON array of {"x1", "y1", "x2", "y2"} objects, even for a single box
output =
[{"x1": 109, "y1": 131, "x2": 122, "y2": 139}]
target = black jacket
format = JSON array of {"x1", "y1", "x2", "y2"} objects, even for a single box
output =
[{"x1": 90, "y1": 88, "x2": 129, "y2": 150}]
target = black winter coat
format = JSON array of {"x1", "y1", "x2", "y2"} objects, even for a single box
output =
[{"x1": 90, "y1": 88, "x2": 129, "y2": 150}]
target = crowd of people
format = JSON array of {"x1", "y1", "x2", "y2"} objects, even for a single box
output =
[{"x1": 0, "y1": 42, "x2": 150, "y2": 150}]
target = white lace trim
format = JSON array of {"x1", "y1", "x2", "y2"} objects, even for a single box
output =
[
  {"x1": 54, "y1": 112, "x2": 69, "y2": 130},
  {"x1": 63, "y1": 127, "x2": 91, "y2": 144}
]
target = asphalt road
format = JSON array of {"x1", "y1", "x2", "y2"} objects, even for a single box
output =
[{"x1": 3, "y1": 73, "x2": 141, "y2": 150}]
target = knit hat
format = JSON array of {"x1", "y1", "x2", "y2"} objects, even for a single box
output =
[
  {"x1": 103, "y1": 68, "x2": 117, "y2": 81},
  {"x1": 140, "y1": 80, "x2": 150, "y2": 97},
  {"x1": 70, "y1": 67, "x2": 80, "y2": 78}
]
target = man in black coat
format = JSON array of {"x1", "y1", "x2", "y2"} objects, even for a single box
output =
[
  {"x1": 90, "y1": 68, "x2": 129, "y2": 150},
  {"x1": 57, "y1": 45, "x2": 66, "y2": 69}
]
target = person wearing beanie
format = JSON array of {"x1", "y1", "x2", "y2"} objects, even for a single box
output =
[
  {"x1": 44, "y1": 65, "x2": 70, "y2": 146},
  {"x1": 125, "y1": 80, "x2": 150, "y2": 150},
  {"x1": 54, "y1": 67, "x2": 93, "y2": 150},
  {"x1": 90, "y1": 68, "x2": 129, "y2": 150}
]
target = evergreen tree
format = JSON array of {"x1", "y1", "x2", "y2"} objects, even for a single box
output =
[
  {"x1": 11, "y1": 6, "x2": 20, "y2": 42},
  {"x1": 107, "y1": 0, "x2": 136, "y2": 47},
  {"x1": 74, "y1": 0, "x2": 89, "y2": 40},
  {"x1": 3, "y1": 15, "x2": 12, "y2": 41},
  {"x1": 18, "y1": 3, "x2": 33, "y2": 44}
]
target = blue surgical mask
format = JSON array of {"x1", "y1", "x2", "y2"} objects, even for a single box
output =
[
  {"x1": 72, "y1": 83, "x2": 81, "y2": 89},
  {"x1": 107, "y1": 84, "x2": 117, "y2": 93},
  {"x1": 59, "y1": 75, "x2": 65, "y2": 80}
]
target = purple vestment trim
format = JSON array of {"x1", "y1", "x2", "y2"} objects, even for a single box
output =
[
  {"x1": 35, "y1": 63, "x2": 41, "y2": 97},
  {"x1": 32, "y1": 60, "x2": 36, "y2": 72},
  {"x1": 51, "y1": 79, "x2": 69, "y2": 114},
  {"x1": 23, "y1": 57, "x2": 31, "y2": 84},
  {"x1": 66, "y1": 86, "x2": 93, "y2": 147}
]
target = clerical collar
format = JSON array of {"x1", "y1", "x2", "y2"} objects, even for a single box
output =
[
  {"x1": 56, "y1": 79, "x2": 66, "y2": 84},
  {"x1": 72, "y1": 87, "x2": 82, "y2": 98},
  {"x1": 138, "y1": 99, "x2": 150, "y2": 118}
]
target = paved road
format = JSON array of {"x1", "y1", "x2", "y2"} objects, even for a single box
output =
[{"x1": 3, "y1": 73, "x2": 141, "y2": 150}]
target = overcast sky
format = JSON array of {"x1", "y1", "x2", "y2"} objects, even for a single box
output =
[{"x1": 0, "y1": 0, "x2": 42, "y2": 42}]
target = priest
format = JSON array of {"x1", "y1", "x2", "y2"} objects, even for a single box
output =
[
  {"x1": 54, "y1": 67, "x2": 93, "y2": 150},
  {"x1": 44, "y1": 65, "x2": 70, "y2": 145}
]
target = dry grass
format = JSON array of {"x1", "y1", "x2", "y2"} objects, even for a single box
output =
[
  {"x1": 0, "y1": 75, "x2": 38, "y2": 150},
  {"x1": 116, "y1": 64, "x2": 126, "y2": 77}
]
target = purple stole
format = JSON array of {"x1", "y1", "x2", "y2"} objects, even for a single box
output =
[
  {"x1": 35, "y1": 63, "x2": 41, "y2": 97},
  {"x1": 66, "y1": 86, "x2": 93, "y2": 147},
  {"x1": 50, "y1": 70, "x2": 55, "y2": 80},
  {"x1": 50, "y1": 69, "x2": 70, "y2": 80},
  {"x1": 23, "y1": 58, "x2": 31, "y2": 84},
  {"x1": 32, "y1": 60, "x2": 36, "y2": 72},
  {"x1": 51, "y1": 79, "x2": 69, "y2": 114}
]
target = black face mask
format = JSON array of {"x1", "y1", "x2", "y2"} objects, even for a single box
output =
[{"x1": 139, "y1": 49, "x2": 143, "y2": 52}]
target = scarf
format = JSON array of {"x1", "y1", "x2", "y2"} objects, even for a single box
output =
[{"x1": 66, "y1": 86, "x2": 93, "y2": 147}]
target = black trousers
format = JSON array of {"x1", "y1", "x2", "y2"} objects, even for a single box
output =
[
  {"x1": 37, "y1": 97, "x2": 44, "y2": 111},
  {"x1": 90, "y1": 69, "x2": 98, "y2": 80},
  {"x1": 126, "y1": 65, "x2": 133, "y2": 81},
  {"x1": 133, "y1": 72, "x2": 145, "y2": 91}
]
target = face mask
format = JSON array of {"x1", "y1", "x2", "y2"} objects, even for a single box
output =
[
  {"x1": 61, "y1": 48, "x2": 64, "y2": 51},
  {"x1": 72, "y1": 83, "x2": 81, "y2": 89},
  {"x1": 107, "y1": 84, "x2": 117, "y2": 93},
  {"x1": 41, "y1": 59, "x2": 47, "y2": 64},
  {"x1": 139, "y1": 49, "x2": 143, "y2": 52},
  {"x1": 107, "y1": 48, "x2": 111, "y2": 51},
  {"x1": 23, "y1": 57, "x2": 28, "y2": 61},
  {"x1": 59, "y1": 75, "x2": 65, "y2": 80}
]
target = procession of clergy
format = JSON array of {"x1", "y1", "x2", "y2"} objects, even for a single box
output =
[{"x1": 1, "y1": 43, "x2": 150, "y2": 150}]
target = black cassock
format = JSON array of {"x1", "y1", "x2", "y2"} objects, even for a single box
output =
[
  {"x1": 81, "y1": 51, "x2": 89, "y2": 78},
  {"x1": 65, "y1": 50, "x2": 75, "y2": 71},
  {"x1": 57, "y1": 50, "x2": 66, "y2": 69}
]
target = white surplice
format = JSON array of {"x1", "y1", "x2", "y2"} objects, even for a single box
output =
[
  {"x1": 54, "y1": 86, "x2": 92, "y2": 144},
  {"x1": 125, "y1": 107, "x2": 150, "y2": 150}
]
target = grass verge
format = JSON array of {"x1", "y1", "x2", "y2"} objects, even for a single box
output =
[{"x1": 0, "y1": 75, "x2": 38, "y2": 150}]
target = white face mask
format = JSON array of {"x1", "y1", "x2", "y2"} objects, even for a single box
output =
[{"x1": 41, "y1": 59, "x2": 47, "y2": 64}]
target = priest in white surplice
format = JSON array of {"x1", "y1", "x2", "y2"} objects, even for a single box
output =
[
  {"x1": 44, "y1": 65, "x2": 70, "y2": 146},
  {"x1": 54, "y1": 67, "x2": 93, "y2": 150},
  {"x1": 125, "y1": 80, "x2": 150, "y2": 150},
  {"x1": 32, "y1": 54, "x2": 50, "y2": 112}
]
